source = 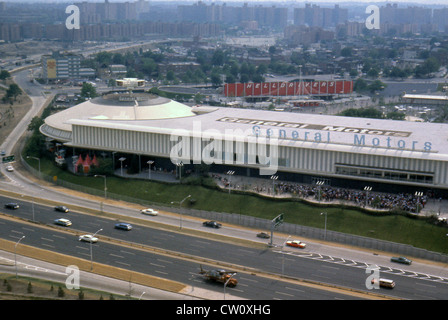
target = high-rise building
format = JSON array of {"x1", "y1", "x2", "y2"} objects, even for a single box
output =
[
  {"x1": 41, "y1": 51, "x2": 89, "y2": 82},
  {"x1": 294, "y1": 4, "x2": 347, "y2": 29}
]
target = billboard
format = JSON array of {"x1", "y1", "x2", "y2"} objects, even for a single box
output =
[
  {"x1": 223, "y1": 80, "x2": 353, "y2": 97},
  {"x1": 46, "y1": 59, "x2": 57, "y2": 79}
]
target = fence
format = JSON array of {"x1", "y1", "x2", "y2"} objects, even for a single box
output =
[{"x1": 21, "y1": 157, "x2": 448, "y2": 263}]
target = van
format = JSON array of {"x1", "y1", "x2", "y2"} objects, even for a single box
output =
[{"x1": 371, "y1": 278, "x2": 395, "y2": 289}]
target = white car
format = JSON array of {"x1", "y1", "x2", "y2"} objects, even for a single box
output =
[
  {"x1": 54, "y1": 218, "x2": 72, "y2": 227},
  {"x1": 141, "y1": 208, "x2": 158, "y2": 216},
  {"x1": 79, "y1": 234, "x2": 98, "y2": 243},
  {"x1": 6, "y1": 166, "x2": 13, "y2": 172}
]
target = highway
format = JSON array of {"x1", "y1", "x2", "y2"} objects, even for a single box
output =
[
  {"x1": 1, "y1": 193, "x2": 448, "y2": 300},
  {"x1": 0, "y1": 67, "x2": 447, "y2": 300},
  {"x1": 0, "y1": 196, "x2": 366, "y2": 300}
]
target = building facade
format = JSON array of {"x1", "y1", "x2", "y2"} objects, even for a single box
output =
[
  {"x1": 40, "y1": 91, "x2": 448, "y2": 196},
  {"x1": 41, "y1": 52, "x2": 94, "y2": 82}
]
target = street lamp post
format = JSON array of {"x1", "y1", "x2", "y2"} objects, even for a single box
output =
[
  {"x1": 281, "y1": 235, "x2": 291, "y2": 275},
  {"x1": 90, "y1": 228, "x2": 102, "y2": 270},
  {"x1": 94, "y1": 174, "x2": 107, "y2": 199},
  {"x1": 171, "y1": 194, "x2": 191, "y2": 230},
  {"x1": 364, "y1": 186, "x2": 372, "y2": 208},
  {"x1": 15, "y1": 235, "x2": 25, "y2": 278},
  {"x1": 320, "y1": 212, "x2": 327, "y2": 240},
  {"x1": 271, "y1": 175, "x2": 278, "y2": 196},
  {"x1": 316, "y1": 181, "x2": 324, "y2": 202},
  {"x1": 223, "y1": 273, "x2": 236, "y2": 300},
  {"x1": 415, "y1": 191, "x2": 423, "y2": 213},
  {"x1": 176, "y1": 161, "x2": 184, "y2": 182},
  {"x1": 227, "y1": 170, "x2": 235, "y2": 195},
  {"x1": 118, "y1": 157, "x2": 126, "y2": 176},
  {"x1": 147, "y1": 160, "x2": 154, "y2": 180}
]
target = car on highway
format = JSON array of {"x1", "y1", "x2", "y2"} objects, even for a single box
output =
[
  {"x1": 371, "y1": 278, "x2": 395, "y2": 289},
  {"x1": 114, "y1": 222, "x2": 132, "y2": 231},
  {"x1": 79, "y1": 234, "x2": 98, "y2": 243},
  {"x1": 257, "y1": 232, "x2": 270, "y2": 239},
  {"x1": 203, "y1": 221, "x2": 222, "y2": 228},
  {"x1": 54, "y1": 205, "x2": 70, "y2": 213},
  {"x1": 54, "y1": 218, "x2": 72, "y2": 227},
  {"x1": 4, "y1": 203, "x2": 19, "y2": 210},
  {"x1": 141, "y1": 208, "x2": 158, "y2": 216},
  {"x1": 390, "y1": 256, "x2": 412, "y2": 265},
  {"x1": 6, "y1": 165, "x2": 13, "y2": 172},
  {"x1": 286, "y1": 240, "x2": 306, "y2": 249}
]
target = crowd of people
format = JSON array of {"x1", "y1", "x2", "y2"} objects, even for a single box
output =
[{"x1": 212, "y1": 173, "x2": 428, "y2": 213}]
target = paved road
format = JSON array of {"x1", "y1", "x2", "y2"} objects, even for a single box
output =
[{"x1": 0, "y1": 191, "x2": 447, "y2": 300}]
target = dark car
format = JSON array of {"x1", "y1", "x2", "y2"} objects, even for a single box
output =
[
  {"x1": 257, "y1": 232, "x2": 270, "y2": 239},
  {"x1": 4, "y1": 203, "x2": 19, "y2": 210},
  {"x1": 390, "y1": 256, "x2": 412, "y2": 265},
  {"x1": 54, "y1": 205, "x2": 69, "y2": 213},
  {"x1": 114, "y1": 222, "x2": 132, "y2": 231},
  {"x1": 203, "y1": 220, "x2": 222, "y2": 228}
]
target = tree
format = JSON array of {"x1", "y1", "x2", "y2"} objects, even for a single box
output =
[
  {"x1": 354, "y1": 78, "x2": 368, "y2": 93},
  {"x1": 27, "y1": 116, "x2": 44, "y2": 132},
  {"x1": 166, "y1": 70, "x2": 175, "y2": 82},
  {"x1": 0, "y1": 70, "x2": 10, "y2": 80},
  {"x1": 211, "y1": 49, "x2": 225, "y2": 66},
  {"x1": 414, "y1": 57, "x2": 440, "y2": 78},
  {"x1": 6, "y1": 83, "x2": 22, "y2": 101},
  {"x1": 210, "y1": 73, "x2": 222, "y2": 87},
  {"x1": 340, "y1": 47, "x2": 353, "y2": 57},
  {"x1": 368, "y1": 80, "x2": 386, "y2": 93},
  {"x1": 80, "y1": 82, "x2": 97, "y2": 99}
]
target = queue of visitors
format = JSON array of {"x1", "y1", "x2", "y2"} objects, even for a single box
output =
[{"x1": 212, "y1": 173, "x2": 428, "y2": 213}]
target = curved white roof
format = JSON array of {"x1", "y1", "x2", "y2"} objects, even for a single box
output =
[{"x1": 44, "y1": 93, "x2": 196, "y2": 132}]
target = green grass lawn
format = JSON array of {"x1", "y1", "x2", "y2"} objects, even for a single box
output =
[{"x1": 27, "y1": 157, "x2": 448, "y2": 255}]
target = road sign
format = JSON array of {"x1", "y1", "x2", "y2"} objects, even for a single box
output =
[
  {"x1": 272, "y1": 213, "x2": 284, "y2": 227},
  {"x1": 2, "y1": 155, "x2": 14, "y2": 163}
]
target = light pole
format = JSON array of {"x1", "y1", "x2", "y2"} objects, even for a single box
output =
[
  {"x1": 281, "y1": 235, "x2": 291, "y2": 275},
  {"x1": 271, "y1": 175, "x2": 278, "y2": 196},
  {"x1": 15, "y1": 235, "x2": 25, "y2": 278},
  {"x1": 90, "y1": 228, "x2": 102, "y2": 270},
  {"x1": 119, "y1": 157, "x2": 126, "y2": 176},
  {"x1": 316, "y1": 180, "x2": 324, "y2": 202},
  {"x1": 171, "y1": 194, "x2": 191, "y2": 230},
  {"x1": 227, "y1": 170, "x2": 234, "y2": 195},
  {"x1": 94, "y1": 174, "x2": 107, "y2": 199},
  {"x1": 223, "y1": 273, "x2": 236, "y2": 300},
  {"x1": 415, "y1": 191, "x2": 423, "y2": 213},
  {"x1": 147, "y1": 160, "x2": 154, "y2": 180},
  {"x1": 321, "y1": 212, "x2": 327, "y2": 240},
  {"x1": 176, "y1": 161, "x2": 184, "y2": 182},
  {"x1": 26, "y1": 156, "x2": 40, "y2": 175},
  {"x1": 364, "y1": 186, "x2": 372, "y2": 208}
]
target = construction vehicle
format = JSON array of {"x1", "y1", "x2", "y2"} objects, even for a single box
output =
[{"x1": 199, "y1": 265, "x2": 238, "y2": 287}]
